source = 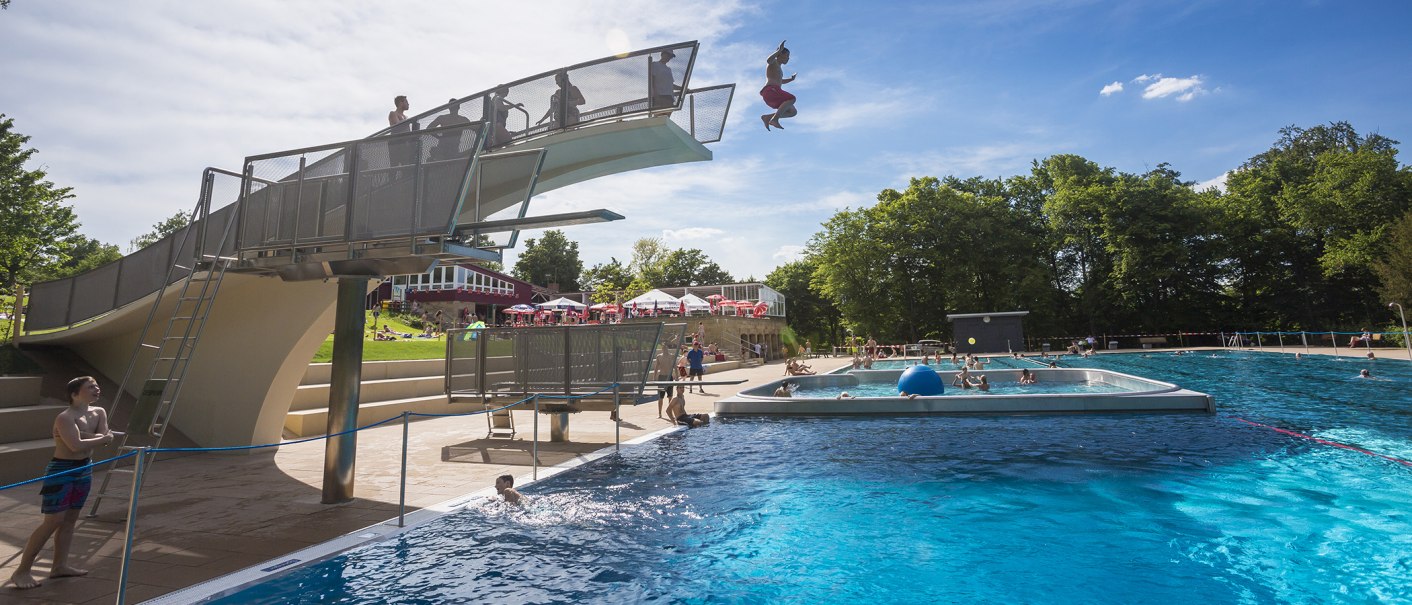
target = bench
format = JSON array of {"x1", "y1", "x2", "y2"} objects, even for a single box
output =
[{"x1": 1139, "y1": 337, "x2": 1167, "y2": 349}]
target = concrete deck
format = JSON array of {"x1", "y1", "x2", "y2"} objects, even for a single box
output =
[
  {"x1": 1, "y1": 345, "x2": 1394, "y2": 603},
  {"x1": 0, "y1": 357, "x2": 825, "y2": 604}
]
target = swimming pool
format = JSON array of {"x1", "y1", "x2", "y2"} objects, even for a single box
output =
[
  {"x1": 792, "y1": 379, "x2": 1131, "y2": 397},
  {"x1": 204, "y1": 351, "x2": 1411, "y2": 604},
  {"x1": 863, "y1": 356, "x2": 1036, "y2": 371}
]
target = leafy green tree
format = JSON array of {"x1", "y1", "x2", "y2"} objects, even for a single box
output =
[
  {"x1": 0, "y1": 115, "x2": 80, "y2": 295},
  {"x1": 655, "y1": 248, "x2": 733, "y2": 287},
  {"x1": 49, "y1": 235, "x2": 122, "y2": 279},
  {"x1": 628, "y1": 237, "x2": 669, "y2": 282},
  {"x1": 1374, "y1": 210, "x2": 1412, "y2": 307},
  {"x1": 130, "y1": 210, "x2": 191, "y2": 251},
  {"x1": 581, "y1": 257, "x2": 633, "y2": 303},
  {"x1": 765, "y1": 257, "x2": 840, "y2": 345},
  {"x1": 512, "y1": 229, "x2": 582, "y2": 291}
]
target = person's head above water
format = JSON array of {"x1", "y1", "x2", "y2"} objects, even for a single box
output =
[{"x1": 1360, "y1": 369, "x2": 1371, "y2": 378}]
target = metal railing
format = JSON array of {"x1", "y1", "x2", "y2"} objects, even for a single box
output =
[
  {"x1": 369, "y1": 41, "x2": 702, "y2": 146},
  {"x1": 445, "y1": 323, "x2": 667, "y2": 398},
  {"x1": 23, "y1": 169, "x2": 249, "y2": 331}
]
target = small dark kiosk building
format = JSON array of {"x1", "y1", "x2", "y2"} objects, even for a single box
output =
[{"x1": 947, "y1": 311, "x2": 1029, "y2": 354}]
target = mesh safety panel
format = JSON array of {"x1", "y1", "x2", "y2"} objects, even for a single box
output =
[
  {"x1": 23, "y1": 277, "x2": 74, "y2": 330},
  {"x1": 446, "y1": 323, "x2": 666, "y2": 398},
  {"x1": 671, "y1": 84, "x2": 735, "y2": 144},
  {"x1": 114, "y1": 238, "x2": 169, "y2": 309}
]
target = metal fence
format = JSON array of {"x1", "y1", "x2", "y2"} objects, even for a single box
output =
[
  {"x1": 24, "y1": 170, "x2": 243, "y2": 331},
  {"x1": 446, "y1": 322, "x2": 684, "y2": 399}
]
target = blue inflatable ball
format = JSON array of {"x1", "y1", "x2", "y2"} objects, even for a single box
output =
[{"x1": 897, "y1": 364, "x2": 943, "y2": 396}]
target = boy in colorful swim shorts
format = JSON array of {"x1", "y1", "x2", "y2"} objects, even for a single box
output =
[
  {"x1": 9, "y1": 376, "x2": 117, "y2": 590},
  {"x1": 760, "y1": 40, "x2": 798, "y2": 131}
]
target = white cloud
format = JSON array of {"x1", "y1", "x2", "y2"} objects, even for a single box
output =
[
  {"x1": 1140, "y1": 75, "x2": 1208, "y2": 101},
  {"x1": 1099, "y1": 81, "x2": 1124, "y2": 96},
  {"x1": 1193, "y1": 171, "x2": 1229, "y2": 193},
  {"x1": 663, "y1": 227, "x2": 725, "y2": 241},
  {"x1": 883, "y1": 141, "x2": 1058, "y2": 181},
  {"x1": 1132, "y1": 74, "x2": 1158, "y2": 84},
  {"x1": 772, "y1": 245, "x2": 805, "y2": 264}
]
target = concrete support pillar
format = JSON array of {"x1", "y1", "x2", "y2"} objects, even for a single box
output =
[{"x1": 322, "y1": 277, "x2": 368, "y2": 504}]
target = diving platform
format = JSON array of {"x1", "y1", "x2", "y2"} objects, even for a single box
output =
[{"x1": 17, "y1": 41, "x2": 736, "y2": 450}]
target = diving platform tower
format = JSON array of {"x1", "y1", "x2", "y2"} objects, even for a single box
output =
[{"x1": 17, "y1": 42, "x2": 735, "y2": 499}]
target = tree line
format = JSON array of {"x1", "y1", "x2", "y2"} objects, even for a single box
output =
[
  {"x1": 512, "y1": 231, "x2": 738, "y2": 302},
  {"x1": 769, "y1": 122, "x2": 1412, "y2": 346}
]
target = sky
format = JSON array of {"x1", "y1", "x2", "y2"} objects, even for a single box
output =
[{"x1": 3, "y1": 0, "x2": 1411, "y2": 282}]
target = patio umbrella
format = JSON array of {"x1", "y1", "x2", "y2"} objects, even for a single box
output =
[
  {"x1": 507, "y1": 304, "x2": 536, "y2": 314},
  {"x1": 705, "y1": 294, "x2": 727, "y2": 302}
]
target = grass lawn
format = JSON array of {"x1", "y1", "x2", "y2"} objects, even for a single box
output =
[{"x1": 311, "y1": 311, "x2": 445, "y2": 362}]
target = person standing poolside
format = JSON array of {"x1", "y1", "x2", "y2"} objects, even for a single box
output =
[
  {"x1": 495, "y1": 474, "x2": 524, "y2": 506},
  {"x1": 9, "y1": 376, "x2": 116, "y2": 590},
  {"x1": 759, "y1": 40, "x2": 797, "y2": 131},
  {"x1": 686, "y1": 341, "x2": 706, "y2": 393}
]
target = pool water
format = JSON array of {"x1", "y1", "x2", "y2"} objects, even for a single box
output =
[
  {"x1": 216, "y1": 351, "x2": 1412, "y2": 604},
  {"x1": 792, "y1": 379, "x2": 1133, "y2": 398}
]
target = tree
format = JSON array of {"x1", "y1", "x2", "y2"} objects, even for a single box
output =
[
  {"x1": 512, "y1": 229, "x2": 582, "y2": 291},
  {"x1": 48, "y1": 235, "x2": 122, "y2": 279},
  {"x1": 0, "y1": 115, "x2": 80, "y2": 295},
  {"x1": 765, "y1": 257, "x2": 840, "y2": 345},
  {"x1": 130, "y1": 211, "x2": 191, "y2": 251},
  {"x1": 655, "y1": 248, "x2": 733, "y2": 287},
  {"x1": 628, "y1": 237, "x2": 669, "y2": 284},
  {"x1": 1374, "y1": 210, "x2": 1412, "y2": 307},
  {"x1": 581, "y1": 257, "x2": 633, "y2": 302}
]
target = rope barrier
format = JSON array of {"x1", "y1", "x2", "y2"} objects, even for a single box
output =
[
  {"x1": 3, "y1": 383, "x2": 630, "y2": 487},
  {"x1": 1234, "y1": 417, "x2": 1412, "y2": 468},
  {"x1": 407, "y1": 394, "x2": 536, "y2": 418},
  {"x1": 538, "y1": 382, "x2": 622, "y2": 400},
  {"x1": 0, "y1": 450, "x2": 141, "y2": 492}
]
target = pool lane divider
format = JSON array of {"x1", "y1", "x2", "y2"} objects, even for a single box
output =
[{"x1": 1234, "y1": 417, "x2": 1412, "y2": 468}]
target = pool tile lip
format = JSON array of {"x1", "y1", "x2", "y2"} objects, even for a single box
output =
[{"x1": 141, "y1": 423, "x2": 691, "y2": 605}]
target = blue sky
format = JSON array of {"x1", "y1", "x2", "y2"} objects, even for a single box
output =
[{"x1": 2, "y1": 0, "x2": 1409, "y2": 281}]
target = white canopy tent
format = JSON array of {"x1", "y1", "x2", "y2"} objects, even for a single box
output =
[
  {"x1": 537, "y1": 297, "x2": 588, "y2": 311},
  {"x1": 679, "y1": 293, "x2": 712, "y2": 312},
  {"x1": 623, "y1": 289, "x2": 680, "y2": 310}
]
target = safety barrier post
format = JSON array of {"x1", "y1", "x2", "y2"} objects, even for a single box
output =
[
  {"x1": 1256, "y1": 332, "x2": 1263, "y2": 350},
  {"x1": 1330, "y1": 331, "x2": 1339, "y2": 357},
  {"x1": 613, "y1": 383, "x2": 621, "y2": 452},
  {"x1": 1277, "y1": 331, "x2": 1285, "y2": 353},
  {"x1": 1302, "y1": 332, "x2": 1309, "y2": 353},
  {"x1": 398, "y1": 411, "x2": 409, "y2": 528},
  {"x1": 1219, "y1": 331, "x2": 1226, "y2": 349},
  {"x1": 116, "y1": 448, "x2": 148, "y2": 605},
  {"x1": 532, "y1": 394, "x2": 540, "y2": 481}
]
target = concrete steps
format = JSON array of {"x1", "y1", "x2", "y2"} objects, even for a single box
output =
[
  {"x1": 0, "y1": 438, "x2": 56, "y2": 485},
  {"x1": 0, "y1": 404, "x2": 67, "y2": 445},
  {"x1": 284, "y1": 394, "x2": 491, "y2": 437},
  {"x1": 0, "y1": 375, "x2": 43, "y2": 408}
]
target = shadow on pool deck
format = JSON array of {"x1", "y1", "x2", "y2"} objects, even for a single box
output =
[{"x1": 0, "y1": 357, "x2": 818, "y2": 604}]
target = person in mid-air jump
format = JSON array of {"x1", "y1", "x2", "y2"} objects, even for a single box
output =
[{"x1": 760, "y1": 40, "x2": 797, "y2": 131}]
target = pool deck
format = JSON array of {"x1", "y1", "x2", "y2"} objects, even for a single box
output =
[
  {"x1": 0, "y1": 346, "x2": 1390, "y2": 603},
  {"x1": 0, "y1": 357, "x2": 820, "y2": 604}
]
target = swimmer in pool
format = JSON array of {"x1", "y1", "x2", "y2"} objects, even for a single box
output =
[
  {"x1": 952, "y1": 367, "x2": 970, "y2": 387},
  {"x1": 774, "y1": 380, "x2": 793, "y2": 397},
  {"x1": 835, "y1": 392, "x2": 855, "y2": 399},
  {"x1": 973, "y1": 375, "x2": 990, "y2": 391},
  {"x1": 495, "y1": 474, "x2": 524, "y2": 506},
  {"x1": 1359, "y1": 369, "x2": 1372, "y2": 378},
  {"x1": 1019, "y1": 368, "x2": 1036, "y2": 385}
]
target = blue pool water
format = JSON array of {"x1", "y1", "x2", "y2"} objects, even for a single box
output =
[
  {"x1": 793, "y1": 379, "x2": 1133, "y2": 398},
  {"x1": 215, "y1": 351, "x2": 1412, "y2": 604}
]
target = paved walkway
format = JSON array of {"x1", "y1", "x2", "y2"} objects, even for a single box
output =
[{"x1": 0, "y1": 357, "x2": 830, "y2": 604}]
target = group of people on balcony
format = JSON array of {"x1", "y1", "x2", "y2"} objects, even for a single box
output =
[{"x1": 385, "y1": 48, "x2": 685, "y2": 156}]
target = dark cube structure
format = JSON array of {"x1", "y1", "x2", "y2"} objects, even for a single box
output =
[{"x1": 947, "y1": 311, "x2": 1028, "y2": 354}]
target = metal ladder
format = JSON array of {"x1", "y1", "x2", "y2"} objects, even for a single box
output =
[{"x1": 88, "y1": 169, "x2": 238, "y2": 518}]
